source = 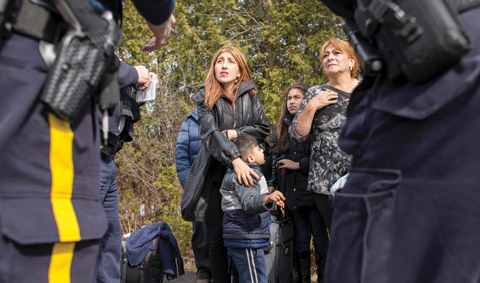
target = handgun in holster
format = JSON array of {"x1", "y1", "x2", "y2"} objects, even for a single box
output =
[{"x1": 40, "y1": 0, "x2": 123, "y2": 123}]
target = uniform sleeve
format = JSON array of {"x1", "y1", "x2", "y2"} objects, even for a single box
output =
[
  {"x1": 118, "y1": 62, "x2": 138, "y2": 89},
  {"x1": 320, "y1": 0, "x2": 356, "y2": 19},
  {"x1": 175, "y1": 119, "x2": 191, "y2": 189},
  {"x1": 235, "y1": 95, "x2": 270, "y2": 142},
  {"x1": 131, "y1": 0, "x2": 176, "y2": 26}
]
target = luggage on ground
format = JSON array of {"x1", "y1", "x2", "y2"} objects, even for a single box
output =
[
  {"x1": 120, "y1": 237, "x2": 164, "y2": 283},
  {"x1": 264, "y1": 214, "x2": 294, "y2": 283}
]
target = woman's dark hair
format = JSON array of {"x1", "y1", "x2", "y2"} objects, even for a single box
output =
[
  {"x1": 231, "y1": 135, "x2": 259, "y2": 161},
  {"x1": 276, "y1": 83, "x2": 312, "y2": 154}
]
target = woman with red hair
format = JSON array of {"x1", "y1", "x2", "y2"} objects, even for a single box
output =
[
  {"x1": 184, "y1": 46, "x2": 269, "y2": 282},
  {"x1": 288, "y1": 39, "x2": 359, "y2": 282}
]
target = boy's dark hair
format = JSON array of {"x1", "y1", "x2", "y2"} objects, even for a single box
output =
[{"x1": 231, "y1": 135, "x2": 258, "y2": 161}]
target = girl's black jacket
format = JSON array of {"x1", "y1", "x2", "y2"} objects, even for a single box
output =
[{"x1": 270, "y1": 114, "x2": 314, "y2": 210}]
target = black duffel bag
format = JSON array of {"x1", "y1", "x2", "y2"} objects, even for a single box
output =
[{"x1": 120, "y1": 237, "x2": 164, "y2": 283}]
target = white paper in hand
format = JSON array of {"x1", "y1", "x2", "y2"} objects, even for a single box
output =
[{"x1": 136, "y1": 79, "x2": 157, "y2": 103}]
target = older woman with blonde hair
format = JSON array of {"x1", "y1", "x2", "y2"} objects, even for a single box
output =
[
  {"x1": 288, "y1": 39, "x2": 359, "y2": 282},
  {"x1": 183, "y1": 45, "x2": 269, "y2": 282}
]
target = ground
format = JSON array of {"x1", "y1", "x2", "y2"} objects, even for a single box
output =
[{"x1": 165, "y1": 272, "x2": 197, "y2": 283}]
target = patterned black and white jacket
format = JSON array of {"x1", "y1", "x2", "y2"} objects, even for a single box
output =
[{"x1": 289, "y1": 84, "x2": 352, "y2": 195}]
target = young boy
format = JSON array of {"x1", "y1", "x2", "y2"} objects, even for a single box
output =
[{"x1": 220, "y1": 135, "x2": 285, "y2": 283}]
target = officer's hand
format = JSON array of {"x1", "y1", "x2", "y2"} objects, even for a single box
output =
[
  {"x1": 308, "y1": 90, "x2": 337, "y2": 110},
  {"x1": 142, "y1": 14, "x2": 176, "y2": 52},
  {"x1": 149, "y1": 72, "x2": 159, "y2": 90},
  {"x1": 135, "y1": 66, "x2": 152, "y2": 91}
]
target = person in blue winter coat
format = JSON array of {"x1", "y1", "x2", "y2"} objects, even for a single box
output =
[
  {"x1": 220, "y1": 135, "x2": 285, "y2": 283},
  {"x1": 175, "y1": 108, "x2": 212, "y2": 283},
  {"x1": 176, "y1": 109, "x2": 202, "y2": 188}
]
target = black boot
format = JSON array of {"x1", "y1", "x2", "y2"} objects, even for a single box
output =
[
  {"x1": 294, "y1": 251, "x2": 311, "y2": 283},
  {"x1": 315, "y1": 252, "x2": 326, "y2": 283}
]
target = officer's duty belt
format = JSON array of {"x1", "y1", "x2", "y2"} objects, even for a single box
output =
[
  {"x1": 101, "y1": 133, "x2": 124, "y2": 157},
  {"x1": 12, "y1": 0, "x2": 65, "y2": 43}
]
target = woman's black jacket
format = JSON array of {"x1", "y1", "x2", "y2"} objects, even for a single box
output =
[
  {"x1": 181, "y1": 81, "x2": 270, "y2": 222},
  {"x1": 270, "y1": 115, "x2": 314, "y2": 210}
]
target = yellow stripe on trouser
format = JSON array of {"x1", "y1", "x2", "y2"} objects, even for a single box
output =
[
  {"x1": 47, "y1": 113, "x2": 81, "y2": 282},
  {"x1": 49, "y1": 243, "x2": 76, "y2": 283}
]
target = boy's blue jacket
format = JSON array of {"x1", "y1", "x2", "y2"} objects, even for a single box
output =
[{"x1": 220, "y1": 162, "x2": 275, "y2": 248}]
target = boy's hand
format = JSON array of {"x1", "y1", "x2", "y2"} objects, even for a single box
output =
[
  {"x1": 264, "y1": 191, "x2": 286, "y2": 209},
  {"x1": 276, "y1": 200, "x2": 285, "y2": 210}
]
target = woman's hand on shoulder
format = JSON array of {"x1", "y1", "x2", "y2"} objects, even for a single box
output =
[
  {"x1": 232, "y1": 158, "x2": 259, "y2": 187},
  {"x1": 277, "y1": 159, "x2": 300, "y2": 170},
  {"x1": 307, "y1": 90, "x2": 338, "y2": 111}
]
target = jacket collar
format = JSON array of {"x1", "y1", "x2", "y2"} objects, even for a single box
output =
[
  {"x1": 185, "y1": 108, "x2": 198, "y2": 121},
  {"x1": 193, "y1": 81, "x2": 256, "y2": 106},
  {"x1": 247, "y1": 161, "x2": 261, "y2": 171},
  {"x1": 237, "y1": 81, "x2": 256, "y2": 97}
]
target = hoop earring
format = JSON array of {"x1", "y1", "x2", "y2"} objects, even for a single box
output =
[
  {"x1": 349, "y1": 66, "x2": 353, "y2": 71},
  {"x1": 235, "y1": 75, "x2": 240, "y2": 84}
]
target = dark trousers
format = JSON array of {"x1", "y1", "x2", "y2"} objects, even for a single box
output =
[
  {"x1": 291, "y1": 205, "x2": 329, "y2": 255},
  {"x1": 96, "y1": 154, "x2": 122, "y2": 283},
  {"x1": 0, "y1": 233, "x2": 99, "y2": 283},
  {"x1": 192, "y1": 221, "x2": 211, "y2": 279},
  {"x1": 206, "y1": 181, "x2": 229, "y2": 283},
  {"x1": 0, "y1": 33, "x2": 104, "y2": 283},
  {"x1": 313, "y1": 193, "x2": 333, "y2": 230}
]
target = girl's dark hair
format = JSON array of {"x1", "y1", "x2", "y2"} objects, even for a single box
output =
[
  {"x1": 231, "y1": 135, "x2": 259, "y2": 161},
  {"x1": 276, "y1": 83, "x2": 312, "y2": 154}
]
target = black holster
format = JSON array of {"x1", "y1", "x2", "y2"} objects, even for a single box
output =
[
  {"x1": 40, "y1": 0, "x2": 122, "y2": 122},
  {"x1": 101, "y1": 133, "x2": 123, "y2": 156},
  {"x1": 349, "y1": 0, "x2": 477, "y2": 82}
]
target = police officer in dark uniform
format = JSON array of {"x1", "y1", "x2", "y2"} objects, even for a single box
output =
[
  {"x1": 0, "y1": 0, "x2": 174, "y2": 282},
  {"x1": 316, "y1": 0, "x2": 480, "y2": 282},
  {"x1": 96, "y1": 61, "x2": 156, "y2": 283},
  {"x1": 92, "y1": 2, "x2": 161, "y2": 282},
  {"x1": 96, "y1": 63, "x2": 158, "y2": 283}
]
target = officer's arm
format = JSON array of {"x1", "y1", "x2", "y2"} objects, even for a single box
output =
[{"x1": 131, "y1": 0, "x2": 176, "y2": 52}]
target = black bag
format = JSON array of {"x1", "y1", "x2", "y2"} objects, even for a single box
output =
[
  {"x1": 264, "y1": 214, "x2": 295, "y2": 283},
  {"x1": 181, "y1": 144, "x2": 212, "y2": 222},
  {"x1": 120, "y1": 238, "x2": 164, "y2": 283},
  {"x1": 354, "y1": 0, "x2": 472, "y2": 82}
]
